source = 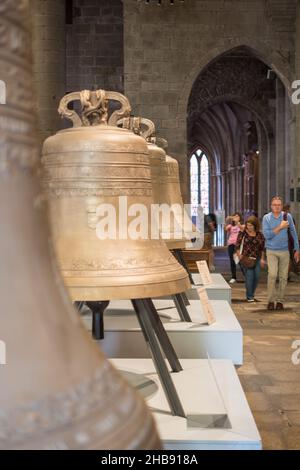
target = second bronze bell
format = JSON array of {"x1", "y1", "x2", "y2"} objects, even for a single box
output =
[{"x1": 120, "y1": 116, "x2": 201, "y2": 250}]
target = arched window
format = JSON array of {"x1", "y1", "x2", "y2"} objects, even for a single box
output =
[
  {"x1": 200, "y1": 154, "x2": 209, "y2": 214},
  {"x1": 190, "y1": 154, "x2": 199, "y2": 218},
  {"x1": 190, "y1": 150, "x2": 210, "y2": 217}
]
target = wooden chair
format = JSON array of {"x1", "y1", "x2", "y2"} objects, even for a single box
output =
[{"x1": 181, "y1": 249, "x2": 210, "y2": 273}]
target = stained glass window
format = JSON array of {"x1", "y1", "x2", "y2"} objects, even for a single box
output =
[
  {"x1": 190, "y1": 154, "x2": 199, "y2": 218},
  {"x1": 190, "y1": 150, "x2": 210, "y2": 217}
]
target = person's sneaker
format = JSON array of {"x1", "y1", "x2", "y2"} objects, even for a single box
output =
[
  {"x1": 267, "y1": 302, "x2": 275, "y2": 311},
  {"x1": 276, "y1": 302, "x2": 284, "y2": 311},
  {"x1": 247, "y1": 298, "x2": 255, "y2": 302},
  {"x1": 229, "y1": 278, "x2": 236, "y2": 284}
]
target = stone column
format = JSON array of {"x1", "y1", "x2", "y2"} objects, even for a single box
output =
[
  {"x1": 244, "y1": 155, "x2": 249, "y2": 213},
  {"x1": 241, "y1": 166, "x2": 245, "y2": 215},
  {"x1": 276, "y1": 78, "x2": 286, "y2": 198},
  {"x1": 293, "y1": 0, "x2": 300, "y2": 230},
  {"x1": 268, "y1": 137, "x2": 277, "y2": 198},
  {"x1": 221, "y1": 172, "x2": 226, "y2": 214},
  {"x1": 211, "y1": 173, "x2": 220, "y2": 213},
  {"x1": 230, "y1": 169, "x2": 235, "y2": 215},
  {"x1": 236, "y1": 167, "x2": 242, "y2": 213},
  {"x1": 235, "y1": 167, "x2": 240, "y2": 212},
  {"x1": 223, "y1": 172, "x2": 229, "y2": 216},
  {"x1": 210, "y1": 173, "x2": 216, "y2": 212},
  {"x1": 30, "y1": 0, "x2": 66, "y2": 145},
  {"x1": 218, "y1": 174, "x2": 222, "y2": 211},
  {"x1": 257, "y1": 120, "x2": 269, "y2": 217},
  {"x1": 285, "y1": 91, "x2": 292, "y2": 203}
]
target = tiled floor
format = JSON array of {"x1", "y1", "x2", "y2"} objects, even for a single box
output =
[{"x1": 214, "y1": 248, "x2": 300, "y2": 449}]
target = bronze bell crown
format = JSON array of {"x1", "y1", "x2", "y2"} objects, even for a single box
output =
[
  {"x1": 42, "y1": 90, "x2": 190, "y2": 301},
  {"x1": 158, "y1": 136, "x2": 201, "y2": 246}
]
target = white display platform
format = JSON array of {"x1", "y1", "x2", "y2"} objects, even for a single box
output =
[
  {"x1": 82, "y1": 299, "x2": 243, "y2": 365},
  {"x1": 189, "y1": 273, "x2": 232, "y2": 303},
  {"x1": 111, "y1": 358, "x2": 261, "y2": 450},
  {"x1": 160, "y1": 274, "x2": 231, "y2": 303}
]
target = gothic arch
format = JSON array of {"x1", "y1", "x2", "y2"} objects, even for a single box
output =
[
  {"x1": 184, "y1": 44, "x2": 291, "y2": 217},
  {"x1": 189, "y1": 142, "x2": 217, "y2": 174},
  {"x1": 176, "y1": 40, "x2": 293, "y2": 120}
]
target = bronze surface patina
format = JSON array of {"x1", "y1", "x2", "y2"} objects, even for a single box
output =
[{"x1": 42, "y1": 91, "x2": 190, "y2": 301}]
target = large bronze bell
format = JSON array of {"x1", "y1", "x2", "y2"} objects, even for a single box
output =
[
  {"x1": 0, "y1": 2, "x2": 160, "y2": 450},
  {"x1": 42, "y1": 91, "x2": 190, "y2": 301}
]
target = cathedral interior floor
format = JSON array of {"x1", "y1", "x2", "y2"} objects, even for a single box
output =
[{"x1": 214, "y1": 248, "x2": 300, "y2": 449}]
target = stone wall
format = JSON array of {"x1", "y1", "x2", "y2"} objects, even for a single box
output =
[
  {"x1": 66, "y1": 0, "x2": 124, "y2": 93},
  {"x1": 31, "y1": 0, "x2": 66, "y2": 145},
  {"x1": 293, "y1": 2, "x2": 300, "y2": 229},
  {"x1": 124, "y1": 0, "x2": 297, "y2": 204},
  {"x1": 30, "y1": 0, "x2": 299, "y2": 224}
]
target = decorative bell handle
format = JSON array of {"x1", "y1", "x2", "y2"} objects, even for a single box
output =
[
  {"x1": 58, "y1": 90, "x2": 131, "y2": 127},
  {"x1": 106, "y1": 91, "x2": 132, "y2": 126},
  {"x1": 156, "y1": 137, "x2": 168, "y2": 150},
  {"x1": 139, "y1": 121, "x2": 170, "y2": 151},
  {"x1": 139, "y1": 118, "x2": 156, "y2": 141},
  {"x1": 118, "y1": 116, "x2": 141, "y2": 134},
  {"x1": 118, "y1": 116, "x2": 156, "y2": 142}
]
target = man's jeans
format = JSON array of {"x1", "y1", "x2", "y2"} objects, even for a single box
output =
[{"x1": 266, "y1": 250, "x2": 290, "y2": 303}]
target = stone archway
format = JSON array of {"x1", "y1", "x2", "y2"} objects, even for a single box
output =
[
  {"x1": 177, "y1": 40, "x2": 294, "y2": 119},
  {"x1": 184, "y1": 45, "x2": 293, "y2": 220}
]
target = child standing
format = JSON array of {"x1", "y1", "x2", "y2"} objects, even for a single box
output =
[{"x1": 225, "y1": 213, "x2": 244, "y2": 283}]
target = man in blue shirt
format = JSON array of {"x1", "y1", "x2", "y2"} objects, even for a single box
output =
[{"x1": 263, "y1": 196, "x2": 299, "y2": 311}]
